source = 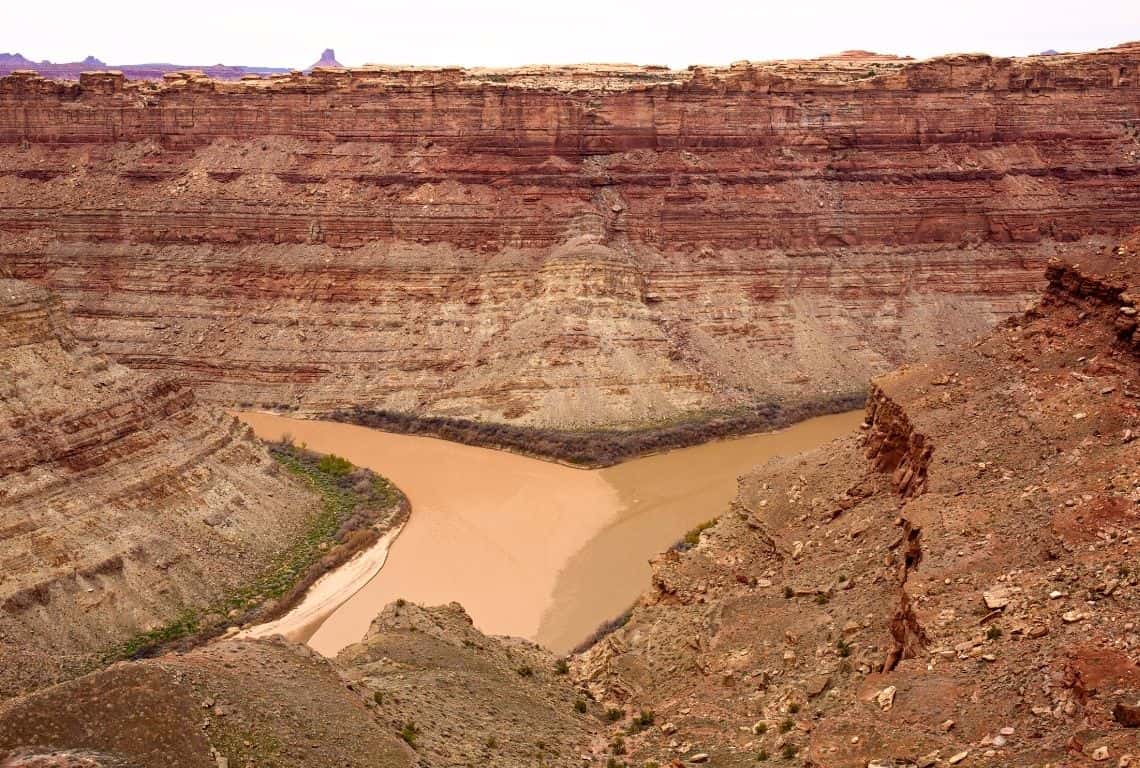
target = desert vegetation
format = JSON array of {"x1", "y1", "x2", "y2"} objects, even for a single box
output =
[
  {"x1": 328, "y1": 392, "x2": 864, "y2": 467},
  {"x1": 104, "y1": 443, "x2": 407, "y2": 662}
]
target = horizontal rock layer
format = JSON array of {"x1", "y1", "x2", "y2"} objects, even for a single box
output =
[
  {"x1": 0, "y1": 280, "x2": 319, "y2": 698},
  {"x1": 1, "y1": 45, "x2": 1139, "y2": 425}
]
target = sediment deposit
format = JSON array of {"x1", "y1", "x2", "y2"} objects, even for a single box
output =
[{"x1": 4, "y1": 44, "x2": 1138, "y2": 427}]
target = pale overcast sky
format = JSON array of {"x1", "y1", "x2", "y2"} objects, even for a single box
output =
[{"x1": 7, "y1": 0, "x2": 1140, "y2": 69}]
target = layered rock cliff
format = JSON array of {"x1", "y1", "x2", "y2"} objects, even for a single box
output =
[
  {"x1": 3, "y1": 43, "x2": 1138, "y2": 427},
  {"x1": 0, "y1": 280, "x2": 321, "y2": 697},
  {"x1": 577, "y1": 237, "x2": 1140, "y2": 765}
]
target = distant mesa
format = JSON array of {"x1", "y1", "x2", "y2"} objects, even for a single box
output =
[
  {"x1": 309, "y1": 48, "x2": 343, "y2": 70},
  {"x1": 1040, "y1": 48, "x2": 1061, "y2": 55},
  {"x1": 819, "y1": 49, "x2": 912, "y2": 61},
  {"x1": 0, "y1": 50, "x2": 344, "y2": 80}
]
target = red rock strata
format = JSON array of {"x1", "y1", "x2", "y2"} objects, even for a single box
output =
[
  {"x1": 578, "y1": 237, "x2": 1140, "y2": 766},
  {"x1": 1, "y1": 44, "x2": 1139, "y2": 427},
  {"x1": 0, "y1": 280, "x2": 320, "y2": 698}
]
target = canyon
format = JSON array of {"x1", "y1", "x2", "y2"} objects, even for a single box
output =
[
  {"x1": 234, "y1": 409, "x2": 862, "y2": 656},
  {"x1": 1, "y1": 229, "x2": 1136, "y2": 768},
  {"x1": 0, "y1": 40, "x2": 1139, "y2": 768},
  {"x1": 2, "y1": 44, "x2": 1138, "y2": 432}
]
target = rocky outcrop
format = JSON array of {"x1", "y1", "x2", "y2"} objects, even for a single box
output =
[
  {"x1": 0, "y1": 638, "x2": 414, "y2": 768},
  {"x1": 0, "y1": 607, "x2": 594, "y2": 768},
  {"x1": 4, "y1": 44, "x2": 1139, "y2": 427},
  {"x1": 307, "y1": 49, "x2": 342, "y2": 71},
  {"x1": 0, "y1": 280, "x2": 321, "y2": 698},
  {"x1": 577, "y1": 236, "x2": 1140, "y2": 766},
  {"x1": 337, "y1": 602, "x2": 594, "y2": 767}
]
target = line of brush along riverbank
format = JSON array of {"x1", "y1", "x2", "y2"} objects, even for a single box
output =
[
  {"x1": 321, "y1": 391, "x2": 866, "y2": 468},
  {"x1": 103, "y1": 442, "x2": 408, "y2": 663}
]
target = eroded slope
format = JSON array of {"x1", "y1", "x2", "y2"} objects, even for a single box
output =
[
  {"x1": 577, "y1": 237, "x2": 1140, "y2": 766},
  {"x1": 0, "y1": 280, "x2": 321, "y2": 697}
]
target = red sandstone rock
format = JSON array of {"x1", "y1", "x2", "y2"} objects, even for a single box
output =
[{"x1": 0, "y1": 46, "x2": 1137, "y2": 427}]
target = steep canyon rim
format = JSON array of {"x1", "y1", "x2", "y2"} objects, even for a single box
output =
[
  {"x1": 6, "y1": 43, "x2": 1140, "y2": 432},
  {"x1": 236, "y1": 409, "x2": 864, "y2": 655}
]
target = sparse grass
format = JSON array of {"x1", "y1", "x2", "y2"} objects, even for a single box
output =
[
  {"x1": 400, "y1": 721, "x2": 419, "y2": 747},
  {"x1": 555, "y1": 658, "x2": 570, "y2": 675},
  {"x1": 814, "y1": 593, "x2": 829, "y2": 605},
  {"x1": 485, "y1": 735, "x2": 498, "y2": 750},
  {"x1": 986, "y1": 625, "x2": 1003, "y2": 640},
  {"x1": 754, "y1": 722, "x2": 768, "y2": 735},
  {"x1": 757, "y1": 749, "x2": 770, "y2": 762},
  {"x1": 572, "y1": 604, "x2": 636, "y2": 654},
  {"x1": 836, "y1": 638, "x2": 851, "y2": 658},
  {"x1": 781, "y1": 744, "x2": 797, "y2": 760},
  {"x1": 611, "y1": 735, "x2": 627, "y2": 755},
  {"x1": 681, "y1": 519, "x2": 717, "y2": 549},
  {"x1": 373, "y1": 691, "x2": 383, "y2": 705},
  {"x1": 102, "y1": 443, "x2": 403, "y2": 663},
  {"x1": 779, "y1": 718, "x2": 794, "y2": 733},
  {"x1": 574, "y1": 699, "x2": 588, "y2": 714},
  {"x1": 783, "y1": 586, "x2": 794, "y2": 599},
  {"x1": 605, "y1": 707, "x2": 625, "y2": 722},
  {"x1": 627, "y1": 710, "x2": 654, "y2": 733},
  {"x1": 787, "y1": 702, "x2": 800, "y2": 714},
  {"x1": 106, "y1": 608, "x2": 200, "y2": 660},
  {"x1": 517, "y1": 664, "x2": 534, "y2": 677}
]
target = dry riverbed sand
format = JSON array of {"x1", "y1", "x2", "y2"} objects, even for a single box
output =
[{"x1": 237, "y1": 410, "x2": 863, "y2": 654}]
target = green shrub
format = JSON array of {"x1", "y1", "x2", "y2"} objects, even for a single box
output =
[
  {"x1": 316, "y1": 453, "x2": 354, "y2": 477},
  {"x1": 555, "y1": 658, "x2": 570, "y2": 674},
  {"x1": 779, "y1": 718, "x2": 793, "y2": 733},
  {"x1": 781, "y1": 744, "x2": 797, "y2": 759},
  {"x1": 683, "y1": 519, "x2": 717, "y2": 548},
  {"x1": 574, "y1": 699, "x2": 588, "y2": 714},
  {"x1": 400, "y1": 721, "x2": 418, "y2": 747},
  {"x1": 517, "y1": 664, "x2": 534, "y2": 677},
  {"x1": 757, "y1": 749, "x2": 770, "y2": 761},
  {"x1": 605, "y1": 707, "x2": 624, "y2": 722}
]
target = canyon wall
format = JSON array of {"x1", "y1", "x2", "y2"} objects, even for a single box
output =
[
  {"x1": 1, "y1": 45, "x2": 1138, "y2": 426},
  {"x1": 0, "y1": 279, "x2": 321, "y2": 697},
  {"x1": 578, "y1": 237, "x2": 1140, "y2": 766}
]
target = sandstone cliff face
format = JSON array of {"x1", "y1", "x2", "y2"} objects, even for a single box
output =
[
  {"x1": 0, "y1": 280, "x2": 320, "y2": 697},
  {"x1": 3, "y1": 45, "x2": 1138, "y2": 426},
  {"x1": 578, "y1": 238, "x2": 1140, "y2": 766}
]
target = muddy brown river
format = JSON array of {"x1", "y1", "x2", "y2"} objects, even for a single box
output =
[{"x1": 237, "y1": 410, "x2": 862, "y2": 656}]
